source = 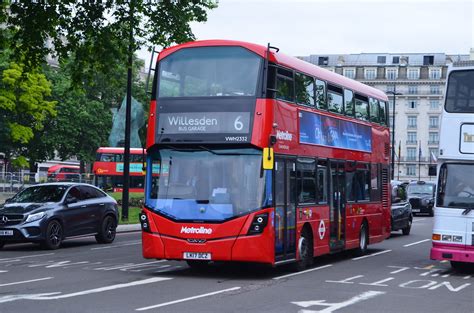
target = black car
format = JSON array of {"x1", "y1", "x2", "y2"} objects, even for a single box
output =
[
  {"x1": 0, "y1": 183, "x2": 119, "y2": 250},
  {"x1": 391, "y1": 182, "x2": 412, "y2": 235},
  {"x1": 407, "y1": 181, "x2": 436, "y2": 216}
]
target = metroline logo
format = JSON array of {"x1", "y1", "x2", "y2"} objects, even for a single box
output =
[{"x1": 180, "y1": 226, "x2": 213, "y2": 235}]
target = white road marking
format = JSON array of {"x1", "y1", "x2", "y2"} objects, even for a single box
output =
[
  {"x1": 0, "y1": 277, "x2": 53, "y2": 287},
  {"x1": 441, "y1": 274, "x2": 450, "y2": 278},
  {"x1": 28, "y1": 261, "x2": 90, "y2": 268},
  {"x1": 352, "y1": 250, "x2": 392, "y2": 260},
  {"x1": 463, "y1": 275, "x2": 471, "y2": 280},
  {"x1": 0, "y1": 277, "x2": 172, "y2": 304},
  {"x1": 421, "y1": 270, "x2": 439, "y2": 277},
  {"x1": 292, "y1": 290, "x2": 386, "y2": 313},
  {"x1": 273, "y1": 265, "x2": 333, "y2": 280},
  {"x1": 91, "y1": 241, "x2": 141, "y2": 250},
  {"x1": 93, "y1": 260, "x2": 166, "y2": 271},
  {"x1": 360, "y1": 277, "x2": 395, "y2": 287},
  {"x1": 0, "y1": 253, "x2": 54, "y2": 262},
  {"x1": 388, "y1": 266, "x2": 410, "y2": 274},
  {"x1": 412, "y1": 218, "x2": 427, "y2": 223},
  {"x1": 0, "y1": 270, "x2": 7, "y2": 273},
  {"x1": 135, "y1": 287, "x2": 241, "y2": 311},
  {"x1": 403, "y1": 239, "x2": 430, "y2": 247},
  {"x1": 326, "y1": 275, "x2": 364, "y2": 284}
]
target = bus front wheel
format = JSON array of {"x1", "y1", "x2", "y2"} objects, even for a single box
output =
[
  {"x1": 355, "y1": 222, "x2": 368, "y2": 256},
  {"x1": 291, "y1": 227, "x2": 314, "y2": 272}
]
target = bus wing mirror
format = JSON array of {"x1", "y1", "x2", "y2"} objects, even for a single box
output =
[{"x1": 263, "y1": 148, "x2": 274, "y2": 170}]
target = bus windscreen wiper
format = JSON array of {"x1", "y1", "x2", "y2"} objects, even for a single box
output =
[{"x1": 462, "y1": 208, "x2": 473, "y2": 215}]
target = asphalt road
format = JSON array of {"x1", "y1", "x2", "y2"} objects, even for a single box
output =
[{"x1": 0, "y1": 217, "x2": 473, "y2": 313}]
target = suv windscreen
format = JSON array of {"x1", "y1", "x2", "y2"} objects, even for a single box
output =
[{"x1": 10, "y1": 185, "x2": 68, "y2": 203}]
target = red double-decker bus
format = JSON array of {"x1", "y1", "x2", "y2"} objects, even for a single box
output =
[
  {"x1": 140, "y1": 40, "x2": 391, "y2": 270},
  {"x1": 93, "y1": 147, "x2": 146, "y2": 192}
]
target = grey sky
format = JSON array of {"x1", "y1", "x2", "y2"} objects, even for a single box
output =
[{"x1": 189, "y1": 0, "x2": 473, "y2": 56}]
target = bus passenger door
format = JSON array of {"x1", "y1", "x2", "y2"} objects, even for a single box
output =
[
  {"x1": 274, "y1": 158, "x2": 297, "y2": 262},
  {"x1": 330, "y1": 161, "x2": 346, "y2": 251}
]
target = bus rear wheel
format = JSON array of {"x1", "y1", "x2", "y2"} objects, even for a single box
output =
[
  {"x1": 291, "y1": 227, "x2": 313, "y2": 272},
  {"x1": 355, "y1": 222, "x2": 368, "y2": 256}
]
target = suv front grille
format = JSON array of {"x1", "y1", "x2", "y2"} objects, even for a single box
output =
[{"x1": 0, "y1": 214, "x2": 24, "y2": 226}]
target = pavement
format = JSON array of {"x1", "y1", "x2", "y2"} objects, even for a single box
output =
[{"x1": 117, "y1": 223, "x2": 141, "y2": 233}]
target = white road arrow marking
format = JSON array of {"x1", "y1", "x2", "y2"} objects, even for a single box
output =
[{"x1": 292, "y1": 290, "x2": 386, "y2": 313}]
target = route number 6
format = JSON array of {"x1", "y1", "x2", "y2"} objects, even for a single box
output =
[{"x1": 234, "y1": 116, "x2": 243, "y2": 131}]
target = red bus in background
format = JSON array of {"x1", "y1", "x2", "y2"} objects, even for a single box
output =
[
  {"x1": 140, "y1": 40, "x2": 391, "y2": 270},
  {"x1": 93, "y1": 147, "x2": 146, "y2": 192},
  {"x1": 47, "y1": 164, "x2": 80, "y2": 182}
]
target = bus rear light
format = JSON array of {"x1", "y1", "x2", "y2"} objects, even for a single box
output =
[
  {"x1": 247, "y1": 213, "x2": 268, "y2": 235},
  {"x1": 432, "y1": 234, "x2": 441, "y2": 241},
  {"x1": 139, "y1": 212, "x2": 151, "y2": 233}
]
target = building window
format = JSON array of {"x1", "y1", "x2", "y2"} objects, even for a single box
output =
[
  {"x1": 377, "y1": 56, "x2": 386, "y2": 64},
  {"x1": 386, "y1": 68, "x2": 398, "y2": 80},
  {"x1": 407, "y1": 132, "x2": 417, "y2": 144},
  {"x1": 429, "y1": 116, "x2": 439, "y2": 129},
  {"x1": 423, "y1": 55, "x2": 434, "y2": 65},
  {"x1": 429, "y1": 148, "x2": 438, "y2": 161},
  {"x1": 430, "y1": 85, "x2": 440, "y2": 94},
  {"x1": 429, "y1": 132, "x2": 439, "y2": 144},
  {"x1": 388, "y1": 99, "x2": 394, "y2": 110},
  {"x1": 392, "y1": 56, "x2": 400, "y2": 64},
  {"x1": 386, "y1": 85, "x2": 395, "y2": 93},
  {"x1": 364, "y1": 68, "x2": 376, "y2": 80},
  {"x1": 406, "y1": 164, "x2": 416, "y2": 176},
  {"x1": 407, "y1": 148, "x2": 417, "y2": 161},
  {"x1": 408, "y1": 100, "x2": 418, "y2": 109},
  {"x1": 429, "y1": 68, "x2": 441, "y2": 79},
  {"x1": 408, "y1": 85, "x2": 418, "y2": 94},
  {"x1": 343, "y1": 68, "x2": 355, "y2": 79},
  {"x1": 318, "y1": 57, "x2": 329, "y2": 66},
  {"x1": 408, "y1": 116, "x2": 417, "y2": 128},
  {"x1": 407, "y1": 68, "x2": 420, "y2": 80},
  {"x1": 430, "y1": 100, "x2": 440, "y2": 109}
]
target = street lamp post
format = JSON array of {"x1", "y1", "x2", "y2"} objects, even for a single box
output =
[{"x1": 386, "y1": 87, "x2": 402, "y2": 180}]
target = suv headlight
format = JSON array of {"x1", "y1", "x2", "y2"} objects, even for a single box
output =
[{"x1": 25, "y1": 212, "x2": 46, "y2": 223}]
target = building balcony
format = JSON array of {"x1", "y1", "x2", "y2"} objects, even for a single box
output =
[
  {"x1": 428, "y1": 141, "x2": 439, "y2": 145},
  {"x1": 406, "y1": 140, "x2": 418, "y2": 145}
]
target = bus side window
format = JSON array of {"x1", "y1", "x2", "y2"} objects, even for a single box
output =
[
  {"x1": 317, "y1": 159, "x2": 328, "y2": 203},
  {"x1": 276, "y1": 67, "x2": 294, "y2": 102},
  {"x1": 295, "y1": 73, "x2": 315, "y2": 107},
  {"x1": 369, "y1": 98, "x2": 380, "y2": 123},
  {"x1": 327, "y1": 84, "x2": 344, "y2": 114},
  {"x1": 344, "y1": 89, "x2": 355, "y2": 117},
  {"x1": 296, "y1": 158, "x2": 316, "y2": 205},
  {"x1": 355, "y1": 94, "x2": 369, "y2": 121},
  {"x1": 379, "y1": 100, "x2": 388, "y2": 126},
  {"x1": 315, "y1": 79, "x2": 327, "y2": 110}
]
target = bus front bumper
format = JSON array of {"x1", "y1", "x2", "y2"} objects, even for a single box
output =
[
  {"x1": 141, "y1": 231, "x2": 275, "y2": 265},
  {"x1": 430, "y1": 242, "x2": 474, "y2": 263}
]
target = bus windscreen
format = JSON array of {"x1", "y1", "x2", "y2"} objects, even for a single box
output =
[
  {"x1": 158, "y1": 46, "x2": 262, "y2": 98},
  {"x1": 437, "y1": 163, "x2": 474, "y2": 208},
  {"x1": 445, "y1": 70, "x2": 474, "y2": 113}
]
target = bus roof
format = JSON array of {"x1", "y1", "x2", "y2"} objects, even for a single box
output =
[
  {"x1": 158, "y1": 39, "x2": 388, "y2": 102},
  {"x1": 96, "y1": 147, "x2": 145, "y2": 154}
]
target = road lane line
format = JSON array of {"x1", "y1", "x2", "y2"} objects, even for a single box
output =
[
  {"x1": 38, "y1": 277, "x2": 172, "y2": 300},
  {"x1": 0, "y1": 277, "x2": 53, "y2": 287},
  {"x1": 463, "y1": 275, "x2": 471, "y2": 280},
  {"x1": 135, "y1": 287, "x2": 241, "y2": 311},
  {"x1": 412, "y1": 218, "x2": 427, "y2": 223},
  {"x1": 0, "y1": 270, "x2": 7, "y2": 273},
  {"x1": 0, "y1": 253, "x2": 54, "y2": 261},
  {"x1": 273, "y1": 264, "x2": 333, "y2": 280},
  {"x1": 403, "y1": 239, "x2": 431, "y2": 247},
  {"x1": 352, "y1": 250, "x2": 392, "y2": 260},
  {"x1": 91, "y1": 241, "x2": 141, "y2": 250}
]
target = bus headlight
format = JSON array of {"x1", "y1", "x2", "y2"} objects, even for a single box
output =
[
  {"x1": 247, "y1": 213, "x2": 268, "y2": 235},
  {"x1": 139, "y1": 212, "x2": 151, "y2": 233},
  {"x1": 452, "y1": 235, "x2": 463, "y2": 243}
]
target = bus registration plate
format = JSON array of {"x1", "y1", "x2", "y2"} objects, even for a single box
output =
[
  {"x1": 0, "y1": 230, "x2": 13, "y2": 236},
  {"x1": 183, "y1": 252, "x2": 211, "y2": 260}
]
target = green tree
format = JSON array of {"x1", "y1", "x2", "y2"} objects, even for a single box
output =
[
  {"x1": 0, "y1": 53, "x2": 56, "y2": 168},
  {"x1": 3, "y1": 1, "x2": 217, "y2": 76}
]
